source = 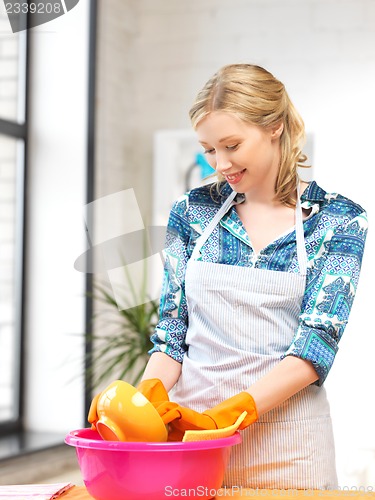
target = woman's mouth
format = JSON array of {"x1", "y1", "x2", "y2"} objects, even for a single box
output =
[{"x1": 225, "y1": 169, "x2": 246, "y2": 185}]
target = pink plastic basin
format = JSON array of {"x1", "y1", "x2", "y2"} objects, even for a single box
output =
[{"x1": 65, "y1": 428, "x2": 241, "y2": 500}]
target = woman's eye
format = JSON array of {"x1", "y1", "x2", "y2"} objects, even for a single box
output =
[
  {"x1": 204, "y1": 148, "x2": 215, "y2": 154},
  {"x1": 226, "y1": 144, "x2": 239, "y2": 151}
]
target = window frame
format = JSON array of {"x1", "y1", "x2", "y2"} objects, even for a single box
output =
[{"x1": 0, "y1": 18, "x2": 29, "y2": 435}]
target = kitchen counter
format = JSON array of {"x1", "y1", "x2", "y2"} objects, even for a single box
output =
[{"x1": 61, "y1": 485, "x2": 375, "y2": 499}]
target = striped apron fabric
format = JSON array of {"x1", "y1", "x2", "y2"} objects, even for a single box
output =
[{"x1": 171, "y1": 187, "x2": 338, "y2": 490}]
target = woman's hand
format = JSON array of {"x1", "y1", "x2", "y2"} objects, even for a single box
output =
[
  {"x1": 87, "y1": 392, "x2": 102, "y2": 429},
  {"x1": 157, "y1": 391, "x2": 258, "y2": 441},
  {"x1": 137, "y1": 380, "x2": 258, "y2": 441}
]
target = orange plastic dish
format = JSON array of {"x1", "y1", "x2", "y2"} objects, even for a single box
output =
[{"x1": 95, "y1": 380, "x2": 168, "y2": 442}]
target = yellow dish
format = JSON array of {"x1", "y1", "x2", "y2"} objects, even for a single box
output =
[{"x1": 96, "y1": 380, "x2": 168, "y2": 442}]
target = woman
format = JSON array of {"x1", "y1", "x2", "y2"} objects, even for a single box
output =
[
  {"x1": 126, "y1": 64, "x2": 367, "y2": 489},
  {"x1": 140, "y1": 64, "x2": 368, "y2": 489}
]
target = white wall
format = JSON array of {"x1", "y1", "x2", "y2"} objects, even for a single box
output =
[
  {"x1": 22, "y1": 0, "x2": 372, "y2": 483},
  {"x1": 113, "y1": 0, "x2": 374, "y2": 487},
  {"x1": 24, "y1": 1, "x2": 90, "y2": 433}
]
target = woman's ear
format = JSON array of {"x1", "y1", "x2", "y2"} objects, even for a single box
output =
[{"x1": 271, "y1": 121, "x2": 284, "y2": 139}]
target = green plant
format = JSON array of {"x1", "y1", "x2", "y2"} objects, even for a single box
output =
[{"x1": 85, "y1": 264, "x2": 160, "y2": 391}]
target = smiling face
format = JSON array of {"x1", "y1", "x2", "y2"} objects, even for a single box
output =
[{"x1": 196, "y1": 111, "x2": 283, "y2": 201}]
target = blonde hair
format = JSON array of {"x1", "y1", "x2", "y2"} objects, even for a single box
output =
[{"x1": 189, "y1": 64, "x2": 309, "y2": 207}]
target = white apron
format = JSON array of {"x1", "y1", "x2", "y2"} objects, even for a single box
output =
[{"x1": 171, "y1": 187, "x2": 338, "y2": 490}]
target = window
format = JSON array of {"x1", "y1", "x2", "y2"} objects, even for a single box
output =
[{"x1": 0, "y1": 7, "x2": 28, "y2": 433}]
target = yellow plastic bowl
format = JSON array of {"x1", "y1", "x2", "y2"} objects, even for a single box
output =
[{"x1": 95, "y1": 380, "x2": 168, "y2": 442}]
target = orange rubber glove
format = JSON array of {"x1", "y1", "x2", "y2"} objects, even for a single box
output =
[
  {"x1": 136, "y1": 378, "x2": 169, "y2": 404},
  {"x1": 156, "y1": 392, "x2": 258, "y2": 441},
  {"x1": 204, "y1": 392, "x2": 258, "y2": 430},
  {"x1": 87, "y1": 392, "x2": 101, "y2": 430}
]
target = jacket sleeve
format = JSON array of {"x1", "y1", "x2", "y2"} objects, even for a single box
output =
[
  {"x1": 149, "y1": 194, "x2": 192, "y2": 362},
  {"x1": 283, "y1": 210, "x2": 368, "y2": 385}
]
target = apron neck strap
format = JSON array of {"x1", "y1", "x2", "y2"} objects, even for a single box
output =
[
  {"x1": 191, "y1": 190, "x2": 236, "y2": 260},
  {"x1": 191, "y1": 184, "x2": 308, "y2": 276}
]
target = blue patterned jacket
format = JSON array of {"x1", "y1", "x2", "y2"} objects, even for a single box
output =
[{"x1": 150, "y1": 181, "x2": 368, "y2": 385}]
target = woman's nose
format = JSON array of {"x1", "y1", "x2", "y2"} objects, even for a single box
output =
[{"x1": 215, "y1": 152, "x2": 232, "y2": 173}]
